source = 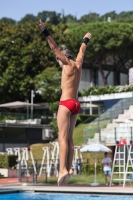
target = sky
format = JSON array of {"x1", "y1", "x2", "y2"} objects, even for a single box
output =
[{"x1": 0, "y1": 0, "x2": 133, "y2": 21}]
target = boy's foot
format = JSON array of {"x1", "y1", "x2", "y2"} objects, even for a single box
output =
[
  {"x1": 63, "y1": 173, "x2": 73, "y2": 186},
  {"x1": 57, "y1": 172, "x2": 68, "y2": 187}
]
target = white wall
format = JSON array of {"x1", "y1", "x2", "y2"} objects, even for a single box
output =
[
  {"x1": 0, "y1": 168, "x2": 18, "y2": 177},
  {"x1": 79, "y1": 68, "x2": 128, "y2": 92},
  {"x1": 79, "y1": 69, "x2": 91, "y2": 92},
  {"x1": 120, "y1": 73, "x2": 127, "y2": 85}
]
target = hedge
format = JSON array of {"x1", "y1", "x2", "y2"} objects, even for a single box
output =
[
  {"x1": 82, "y1": 164, "x2": 133, "y2": 175},
  {"x1": 82, "y1": 85, "x2": 133, "y2": 96},
  {"x1": 0, "y1": 155, "x2": 18, "y2": 168},
  {"x1": 82, "y1": 164, "x2": 103, "y2": 175}
]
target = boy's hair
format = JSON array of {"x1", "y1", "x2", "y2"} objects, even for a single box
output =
[{"x1": 59, "y1": 45, "x2": 74, "y2": 60}]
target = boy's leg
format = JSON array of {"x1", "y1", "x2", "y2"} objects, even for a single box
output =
[
  {"x1": 62, "y1": 114, "x2": 77, "y2": 185},
  {"x1": 57, "y1": 105, "x2": 71, "y2": 185},
  {"x1": 67, "y1": 114, "x2": 77, "y2": 173}
]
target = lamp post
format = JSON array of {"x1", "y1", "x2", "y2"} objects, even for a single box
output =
[
  {"x1": 26, "y1": 99, "x2": 29, "y2": 120},
  {"x1": 31, "y1": 90, "x2": 35, "y2": 119},
  {"x1": 90, "y1": 91, "x2": 92, "y2": 115}
]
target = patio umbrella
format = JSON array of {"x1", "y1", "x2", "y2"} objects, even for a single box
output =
[
  {"x1": 0, "y1": 101, "x2": 40, "y2": 120},
  {"x1": 0, "y1": 101, "x2": 40, "y2": 109},
  {"x1": 80, "y1": 143, "x2": 112, "y2": 186}
]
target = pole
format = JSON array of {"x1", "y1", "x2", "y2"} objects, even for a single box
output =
[
  {"x1": 91, "y1": 153, "x2": 99, "y2": 186},
  {"x1": 121, "y1": 100, "x2": 123, "y2": 114},
  {"x1": 18, "y1": 161, "x2": 22, "y2": 182},
  {"x1": 31, "y1": 90, "x2": 35, "y2": 119},
  {"x1": 94, "y1": 155, "x2": 97, "y2": 183},
  {"x1": 98, "y1": 106, "x2": 100, "y2": 116},
  {"x1": 110, "y1": 109, "x2": 112, "y2": 123},
  {"x1": 90, "y1": 91, "x2": 92, "y2": 115},
  {"x1": 131, "y1": 127, "x2": 133, "y2": 140},
  {"x1": 26, "y1": 100, "x2": 29, "y2": 120},
  {"x1": 114, "y1": 127, "x2": 117, "y2": 141}
]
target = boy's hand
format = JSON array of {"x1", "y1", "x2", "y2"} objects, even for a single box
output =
[
  {"x1": 39, "y1": 19, "x2": 46, "y2": 31},
  {"x1": 83, "y1": 32, "x2": 92, "y2": 40}
]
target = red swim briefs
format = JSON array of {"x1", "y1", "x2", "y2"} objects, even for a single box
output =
[{"x1": 59, "y1": 99, "x2": 80, "y2": 115}]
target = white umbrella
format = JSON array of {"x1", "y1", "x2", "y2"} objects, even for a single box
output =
[
  {"x1": 0, "y1": 101, "x2": 40, "y2": 109},
  {"x1": 80, "y1": 143, "x2": 112, "y2": 186},
  {"x1": 80, "y1": 143, "x2": 112, "y2": 153}
]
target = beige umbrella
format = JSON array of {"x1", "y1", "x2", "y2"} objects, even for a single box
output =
[
  {"x1": 0, "y1": 101, "x2": 40, "y2": 109},
  {"x1": 0, "y1": 101, "x2": 40, "y2": 120}
]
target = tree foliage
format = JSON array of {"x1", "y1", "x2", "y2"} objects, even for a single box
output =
[
  {"x1": 82, "y1": 85, "x2": 133, "y2": 96},
  {"x1": 2, "y1": 10, "x2": 133, "y2": 26},
  {"x1": 18, "y1": 14, "x2": 37, "y2": 24},
  {"x1": 1, "y1": 19, "x2": 133, "y2": 104},
  {"x1": 35, "y1": 67, "x2": 61, "y2": 103},
  {"x1": 0, "y1": 17, "x2": 16, "y2": 25},
  {"x1": 68, "y1": 22, "x2": 133, "y2": 85},
  {"x1": 0, "y1": 21, "x2": 67, "y2": 103},
  {"x1": 80, "y1": 13, "x2": 100, "y2": 23}
]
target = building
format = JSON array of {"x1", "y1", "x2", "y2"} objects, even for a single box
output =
[{"x1": 0, "y1": 122, "x2": 54, "y2": 152}]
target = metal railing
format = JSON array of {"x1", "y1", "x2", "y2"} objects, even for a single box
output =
[
  {"x1": 18, "y1": 158, "x2": 90, "y2": 183},
  {"x1": 83, "y1": 97, "x2": 133, "y2": 144},
  {"x1": 0, "y1": 111, "x2": 53, "y2": 124}
]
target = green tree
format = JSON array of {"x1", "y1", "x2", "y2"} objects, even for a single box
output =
[
  {"x1": 35, "y1": 67, "x2": 61, "y2": 103},
  {"x1": 18, "y1": 14, "x2": 37, "y2": 24},
  {"x1": 116, "y1": 11, "x2": 133, "y2": 23},
  {"x1": 66, "y1": 14, "x2": 77, "y2": 22},
  {"x1": 1, "y1": 20, "x2": 133, "y2": 103},
  {"x1": 0, "y1": 17, "x2": 16, "y2": 25},
  {"x1": 80, "y1": 13, "x2": 99, "y2": 23},
  {"x1": 35, "y1": 66, "x2": 61, "y2": 133},
  {"x1": 99, "y1": 11, "x2": 117, "y2": 22},
  {"x1": 68, "y1": 22, "x2": 133, "y2": 85},
  {"x1": 37, "y1": 11, "x2": 61, "y2": 25},
  {"x1": 0, "y1": 22, "x2": 67, "y2": 103}
]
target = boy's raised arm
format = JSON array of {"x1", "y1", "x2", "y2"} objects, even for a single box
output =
[
  {"x1": 38, "y1": 19, "x2": 68, "y2": 64},
  {"x1": 76, "y1": 32, "x2": 91, "y2": 65}
]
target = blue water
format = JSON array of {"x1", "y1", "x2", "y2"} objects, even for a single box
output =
[{"x1": 0, "y1": 193, "x2": 133, "y2": 200}]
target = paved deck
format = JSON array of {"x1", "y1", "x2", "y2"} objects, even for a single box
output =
[
  {"x1": 0, "y1": 178, "x2": 133, "y2": 196},
  {"x1": 0, "y1": 178, "x2": 20, "y2": 186}
]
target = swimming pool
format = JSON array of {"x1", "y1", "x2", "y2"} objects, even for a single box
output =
[{"x1": 0, "y1": 192, "x2": 133, "y2": 200}]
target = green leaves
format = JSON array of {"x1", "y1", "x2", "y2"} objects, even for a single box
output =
[
  {"x1": 82, "y1": 85, "x2": 133, "y2": 96},
  {"x1": 1, "y1": 20, "x2": 133, "y2": 103},
  {"x1": 0, "y1": 22, "x2": 67, "y2": 103},
  {"x1": 68, "y1": 22, "x2": 133, "y2": 85},
  {"x1": 35, "y1": 67, "x2": 61, "y2": 103}
]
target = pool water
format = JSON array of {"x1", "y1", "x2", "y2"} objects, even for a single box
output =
[{"x1": 0, "y1": 193, "x2": 133, "y2": 200}]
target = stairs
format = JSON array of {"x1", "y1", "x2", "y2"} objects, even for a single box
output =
[{"x1": 86, "y1": 97, "x2": 133, "y2": 145}]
